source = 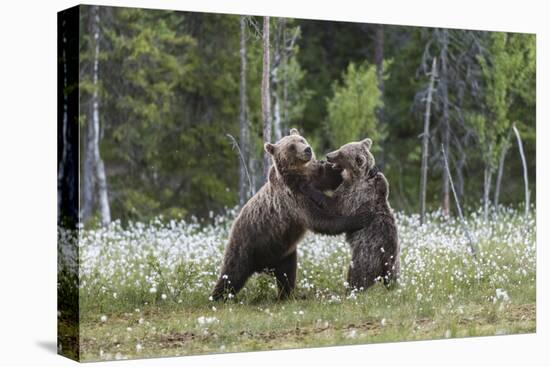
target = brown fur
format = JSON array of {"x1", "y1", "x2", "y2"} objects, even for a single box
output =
[
  {"x1": 302, "y1": 138, "x2": 400, "y2": 291},
  {"x1": 211, "y1": 129, "x2": 374, "y2": 301}
]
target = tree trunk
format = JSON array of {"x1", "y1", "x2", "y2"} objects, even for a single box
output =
[
  {"x1": 90, "y1": 5, "x2": 111, "y2": 226},
  {"x1": 454, "y1": 154, "x2": 465, "y2": 202},
  {"x1": 440, "y1": 29, "x2": 451, "y2": 217},
  {"x1": 273, "y1": 92, "x2": 281, "y2": 141},
  {"x1": 238, "y1": 16, "x2": 249, "y2": 206},
  {"x1": 483, "y1": 164, "x2": 493, "y2": 222},
  {"x1": 494, "y1": 133, "x2": 511, "y2": 208},
  {"x1": 272, "y1": 19, "x2": 283, "y2": 142},
  {"x1": 282, "y1": 18, "x2": 289, "y2": 134},
  {"x1": 374, "y1": 24, "x2": 385, "y2": 169},
  {"x1": 420, "y1": 57, "x2": 437, "y2": 225},
  {"x1": 261, "y1": 16, "x2": 272, "y2": 181},
  {"x1": 374, "y1": 25, "x2": 384, "y2": 94},
  {"x1": 81, "y1": 104, "x2": 95, "y2": 221},
  {"x1": 58, "y1": 18, "x2": 78, "y2": 226},
  {"x1": 512, "y1": 124, "x2": 530, "y2": 218}
]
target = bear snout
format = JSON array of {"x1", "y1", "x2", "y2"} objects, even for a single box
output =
[{"x1": 304, "y1": 146, "x2": 312, "y2": 157}]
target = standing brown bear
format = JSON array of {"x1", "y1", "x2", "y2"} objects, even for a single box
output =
[
  {"x1": 211, "y1": 129, "x2": 373, "y2": 301},
  {"x1": 301, "y1": 138, "x2": 400, "y2": 291}
]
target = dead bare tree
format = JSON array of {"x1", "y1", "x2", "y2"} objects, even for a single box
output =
[
  {"x1": 227, "y1": 134, "x2": 252, "y2": 202},
  {"x1": 512, "y1": 124, "x2": 530, "y2": 218},
  {"x1": 238, "y1": 16, "x2": 250, "y2": 206},
  {"x1": 271, "y1": 19, "x2": 300, "y2": 142},
  {"x1": 442, "y1": 145, "x2": 477, "y2": 258},
  {"x1": 272, "y1": 19, "x2": 283, "y2": 142},
  {"x1": 374, "y1": 24, "x2": 386, "y2": 169},
  {"x1": 261, "y1": 16, "x2": 271, "y2": 181},
  {"x1": 418, "y1": 29, "x2": 485, "y2": 219},
  {"x1": 494, "y1": 131, "x2": 512, "y2": 208},
  {"x1": 420, "y1": 57, "x2": 437, "y2": 225},
  {"x1": 439, "y1": 29, "x2": 451, "y2": 217}
]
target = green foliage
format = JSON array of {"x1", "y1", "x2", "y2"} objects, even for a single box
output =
[
  {"x1": 77, "y1": 6, "x2": 536, "y2": 220},
  {"x1": 326, "y1": 62, "x2": 383, "y2": 148},
  {"x1": 279, "y1": 41, "x2": 313, "y2": 130},
  {"x1": 474, "y1": 32, "x2": 536, "y2": 169}
]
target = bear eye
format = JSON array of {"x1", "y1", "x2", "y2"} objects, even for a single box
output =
[
  {"x1": 290, "y1": 144, "x2": 296, "y2": 151},
  {"x1": 300, "y1": 139, "x2": 306, "y2": 144},
  {"x1": 355, "y1": 155, "x2": 365, "y2": 167}
]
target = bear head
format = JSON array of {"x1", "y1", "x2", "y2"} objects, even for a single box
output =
[
  {"x1": 264, "y1": 128, "x2": 315, "y2": 175},
  {"x1": 326, "y1": 138, "x2": 375, "y2": 181}
]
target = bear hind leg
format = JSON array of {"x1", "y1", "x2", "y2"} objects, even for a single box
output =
[
  {"x1": 274, "y1": 251, "x2": 297, "y2": 300},
  {"x1": 211, "y1": 263, "x2": 252, "y2": 301}
]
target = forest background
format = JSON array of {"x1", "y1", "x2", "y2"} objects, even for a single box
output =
[{"x1": 73, "y1": 5, "x2": 536, "y2": 225}]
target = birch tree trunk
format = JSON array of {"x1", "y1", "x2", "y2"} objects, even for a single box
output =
[
  {"x1": 512, "y1": 124, "x2": 530, "y2": 218},
  {"x1": 81, "y1": 9, "x2": 97, "y2": 221},
  {"x1": 261, "y1": 16, "x2": 272, "y2": 181},
  {"x1": 420, "y1": 57, "x2": 437, "y2": 225},
  {"x1": 238, "y1": 16, "x2": 249, "y2": 206},
  {"x1": 90, "y1": 5, "x2": 111, "y2": 226},
  {"x1": 440, "y1": 29, "x2": 451, "y2": 217}
]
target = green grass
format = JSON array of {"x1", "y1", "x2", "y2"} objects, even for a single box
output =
[
  {"x1": 77, "y1": 287, "x2": 534, "y2": 361},
  {"x1": 58, "y1": 207, "x2": 536, "y2": 361}
]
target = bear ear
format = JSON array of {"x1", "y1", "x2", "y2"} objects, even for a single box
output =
[
  {"x1": 289, "y1": 128, "x2": 300, "y2": 136},
  {"x1": 355, "y1": 154, "x2": 367, "y2": 168},
  {"x1": 361, "y1": 138, "x2": 372, "y2": 150},
  {"x1": 264, "y1": 142, "x2": 276, "y2": 155}
]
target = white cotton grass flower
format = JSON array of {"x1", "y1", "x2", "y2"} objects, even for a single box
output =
[
  {"x1": 135, "y1": 343, "x2": 143, "y2": 352},
  {"x1": 161, "y1": 293, "x2": 167, "y2": 300},
  {"x1": 345, "y1": 329, "x2": 357, "y2": 339},
  {"x1": 68, "y1": 205, "x2": 534, "y2": 342},
  {"x1": 197, "y1": 316, "x2": 219, "y2": 326},
  {"x1": 100, "y1": 315, "x2": 108, "y2": 323},
  {"x1": 381, "y1": 318, "x2": 387, "y2": 326},
  {"x1": 495, "y1": 288, "x2": 510, "y2": 303}
]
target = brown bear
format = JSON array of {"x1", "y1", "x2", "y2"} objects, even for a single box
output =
[
  {"x1": 301, "y1": 138, "x2": 400, "y2": 291},
  {"x1": 211, "y1": 129, "x2": 374, "y2": 301}
]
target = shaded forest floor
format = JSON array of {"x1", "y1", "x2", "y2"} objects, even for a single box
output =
[{"x1": 58, "y1": 207, "x2": 536, "y2": 361}]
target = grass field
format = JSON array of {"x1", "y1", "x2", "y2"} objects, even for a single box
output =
[{"x1": 58, "y1": 207, "x2": 536, "y2": 361}]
